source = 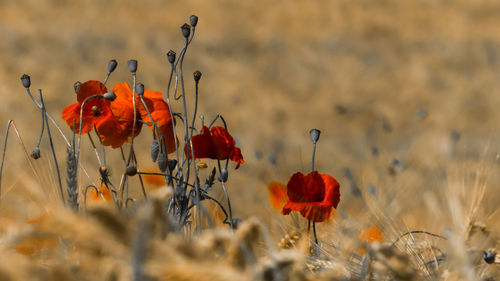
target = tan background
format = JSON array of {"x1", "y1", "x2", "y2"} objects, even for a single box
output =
[{"x1": 1, "y1": 0, "x2": 500, "y2": 231}]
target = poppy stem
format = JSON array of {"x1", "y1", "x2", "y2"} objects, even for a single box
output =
[
  {"x1": 39, "y1": 90, "x2": 65, "y2": 204},
  {"x1": 87, "y1": 131, "x2": 102, "y2": 167},
  {"x1": 311, "y1": 142, "x2": 317, "y2": 172},
  {"x1": 218, "y1": 160, "x2": 234, "y2": 231}
]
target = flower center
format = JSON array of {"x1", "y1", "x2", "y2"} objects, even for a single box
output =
[{"x1": 91, "y1": 105, "x2": 100, "y2": 116}]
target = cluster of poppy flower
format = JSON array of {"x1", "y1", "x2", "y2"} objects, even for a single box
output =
[{"x1": 61, "y1": 80, "x2": 244, "y2": 168}]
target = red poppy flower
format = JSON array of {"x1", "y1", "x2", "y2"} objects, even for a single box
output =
[
  {"x1": 187, "y1": 126, "x2": 245, "y2": 169},
  {"x1": 267, "y1": 181, "x2": 288, "y2": 210},
  {"x1": 97, "y1": 82, "x2": 142, "y2": 148},
  {"x1": 62, "y1": 80, "x2": 111, "y2": 134},
  {"x1": 62, "y1": 80, "x2": 142, "y2": 148},
  {"x1": 112, "y1": 82, "x2": 177, "y2": 153},
  {"x1": 281, "y1": 171, "x2": 340, "y2": 222}
]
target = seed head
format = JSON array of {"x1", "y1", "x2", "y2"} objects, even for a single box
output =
[
  {"x1": 91, "y1": 106, "x2": 100, "y2": 116},
  {"x1": 168, "y1": 159, "x2": 177, "y2": 172},
  {"x1": 483, "y1": 250, "x2": 496, "y2": 264},
  {"x1": 309, "y1": 129, "x2": 321, "y2": 144},
  {"x1": 193, "y1": 70, "x2": 202, "y2": 82},
  {"x1": 167, "y1": 50, "x2": 176, "y2": 64},
  {"x1": 126, "y1": 164, "x2": 137, "y2": 176},
  {"x1": 181, "y1": 23, "x2": 191, "y2": 38},
  {"x1": 190, "y1": 15, "x2": 199, "y2": 27},
  {"x1": 103, "y1": 92, "x2": 117, "y2": 101},
  {"x1": 20, "y1": 74, "x2": 31, "y2": 89},
  {"x1": 150, "y1": 139, "x2": 159, "y2": 162},
  {"x1": 73, "y1": 81, "x2": 81, "y2": 94},
  {"x1": 158, "y1": 153, "x2": 167, "y2": 172},
  {"x1": 31, "y1": 147, "x2": 41, "y2": 159},
  {"x1": 135, "y1": 83, "x2": 144, "y2": 96},
  {"x1": 107, "y1": 59, "x2": 118, "y2": 73},
  {"x1": 128, "y1": 59, "x2": 138, "y2": 73},
  {"x1": 218, "y1": 168, "x2": 229, "y2": 183}
]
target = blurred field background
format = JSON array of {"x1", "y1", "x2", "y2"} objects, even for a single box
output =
[{"x1": 1, "y1": 0, "x2": 500, "y2": 270}]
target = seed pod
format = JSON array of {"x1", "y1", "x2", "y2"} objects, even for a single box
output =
[
  {"x1": 128, "y1": 59, "x2": 138, "y2": 73},
  {"x1": 150, "y1": 139, "x2": 159, "y2": 162},
  {"x1": 31, "y1": 147, "x2": 41, "y2": 159},
  {"x1": 126, "y1": 164, "x2": 137, "y2": 176},
  {"x1": 107, "y1": 59, "x2": 118, "y2": 73},
  {"x1": 73, "y1": 81, "x2": 81, "y2": 94},
  {"x1": 193, "y1": 70, "x2": 202, "y2": 82},
  {"x1": 168, "y1": 159, "x2": 177, "y2": 172},
  {"x1": 166, "y1": 50, "x2": 176, "y2": 64},
  {"x1": 20, "y1": 74, "x2": 31, "y2": 88},
  {"x1": 181, "y1": 23, "x2": 191, "y2": 38},
  {"x1": 483, "y1": 250, "x2": 496, "y2": 264},
  {"x1": 158, "y1": 153, "x2": 167, "y2": 172},
  {"x1": 309, "y1": 129, "x2": 320, "y2": 144},
  {"x1": 103, "y1": 92, "x2": 117, "y2": 101},
  {"x1": 135, "y1": 83, "x2": 144, "y2": 96},
  {"x1": 190, "y1": 15, "x2": 199, "y2": 27},
  {"x1": 218, "y1": 168, "x2": 228, "y2": 183}
]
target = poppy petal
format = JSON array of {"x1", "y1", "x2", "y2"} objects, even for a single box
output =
[
  {"x1": 76, "y1": 80, "x2": 108, "y2": 104},
  {"x1": 268, "y1": 181, "x2": 288, "y2": 210}
]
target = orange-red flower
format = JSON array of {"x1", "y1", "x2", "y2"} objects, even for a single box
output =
[
  {"x1": 267, "y1": 181, "x2": 288, "y2": 210},
  {"x1": 62, "y1": 80, "x2": 111, "y2": 134},
  {"x1": 281, "y1": 171, "x2": 340, "y2": 222},
  {"x1": 97, "y1": 82, "x2": 142, "y2": 148},
  {"x1": 359, "y1": 226, "x2": 384, "y2": 244},
  {"x1": 188, "y1": 126, "x2": 245, "y2": 169},
  {"x1": 61, "y1": 80, "x2": 142, "y2": 148},
  {"x1": 112, "y1": 82, "x2": 177, "y2": 153}
]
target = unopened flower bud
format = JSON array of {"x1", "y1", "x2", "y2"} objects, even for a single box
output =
[
  {"x1": 73, "y1": 81, "x2": 81, "y2": 94},
  {"x1": 190, "y1": 15, "x2": 198, "y2": 27},
  {"x1": 167, "y1": 50, "x2": 176, "y2": 64},
  {"x1": 218, "y1": 168, "x2": 228, "y2": 183},
  {"x1": 150, "y1": 139, "x2": 159, "y2": 162},
  {"x1": 126, "y1": 164, "x2": 137, "y2": 176},
  {"x1": 31, "y1": 147, "x2": 40, "y2": 159},
  {"x1": 309, "y1": 129, "x2": 321, "y2": 144},
  {"x1": 103, "y1": 92, "x2": 117, "y2": 101},
  {"x1": 107, "y1": 59, "x2": 118, "y2": 73},
  {"x1": 135, "y1": 83, "x2": 144, "y2": 96},
  {"x1": 483, "y1": 250, "x2": 496, "y2": 264},
  {"x1": 181, "y1": 23, "x2": 191, "y2": 38},
  {"x1": 158, "y1": 153, "x2": 167, "y2": 172},
  {"x1": 193, "y1": 70, "x2": 202, "y2": 82},
  {"x1": 128, "y1": 59, "x2": 138, "y2": 73},
  {"x1": 168, "y1": 159, "x2": 177, "y2": 172},
  {"x1": 20, "y1": 74, "x2": 31, "y2": 89}
]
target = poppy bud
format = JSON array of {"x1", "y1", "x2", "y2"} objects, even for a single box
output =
[
  {"x1": 167, "y1": 50, "x2": 176, "y2": 64},
  {"x1": 126, "y1": 164, "x2": 137, "y2": 176},
  {"x1": 158, "y1": 153, "x2": 167, "y2": 172},
  {"x1": 99, "y1": 166, "x2": 109, "y2": 178},
  {"x1": 73, "y1": 81, "x2": 81, "y2": 94},
  {"x1": 193, "y1": 70, "x2": 202, "y2": 82},
  {"x1": 190, "y1": 15, "x2": 198, "y2": 27},
  {"x1": 309, "y1": 129, "x2": 321, "y2": 144},
  {"x1": 150, "y1": 139, "x2": 160, "y2": 162},
  {"x1": 181, "y1": 23, "x2": 191, "y2": 38},
  {"x1": 103, "y1": 92, "x2": 117, "y2": 101},
  {"x1": 31, "y1": 147, "x2": 40, "y2": 159},
  {"x1": 483, "y1": 250, "x2": 495, "y2": 264},
  {"x1": 135, "y1": 83, "x2": 144, "y2": 96},
  {"x1": 20, "y1": 74, "x2": 31, "y2": 89},
  {"x1": 168, "y1": 159, "x2": 177, "y2": 172},
  {"x1": 107, "y1": 59, "x2": 118, "y2": 73},
  {"x1": 128, "y1": 59, "x2": 138, "y2": 73},
  {"x1": 218, "y1": 168, "x2": 228, "y2": 183}
]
